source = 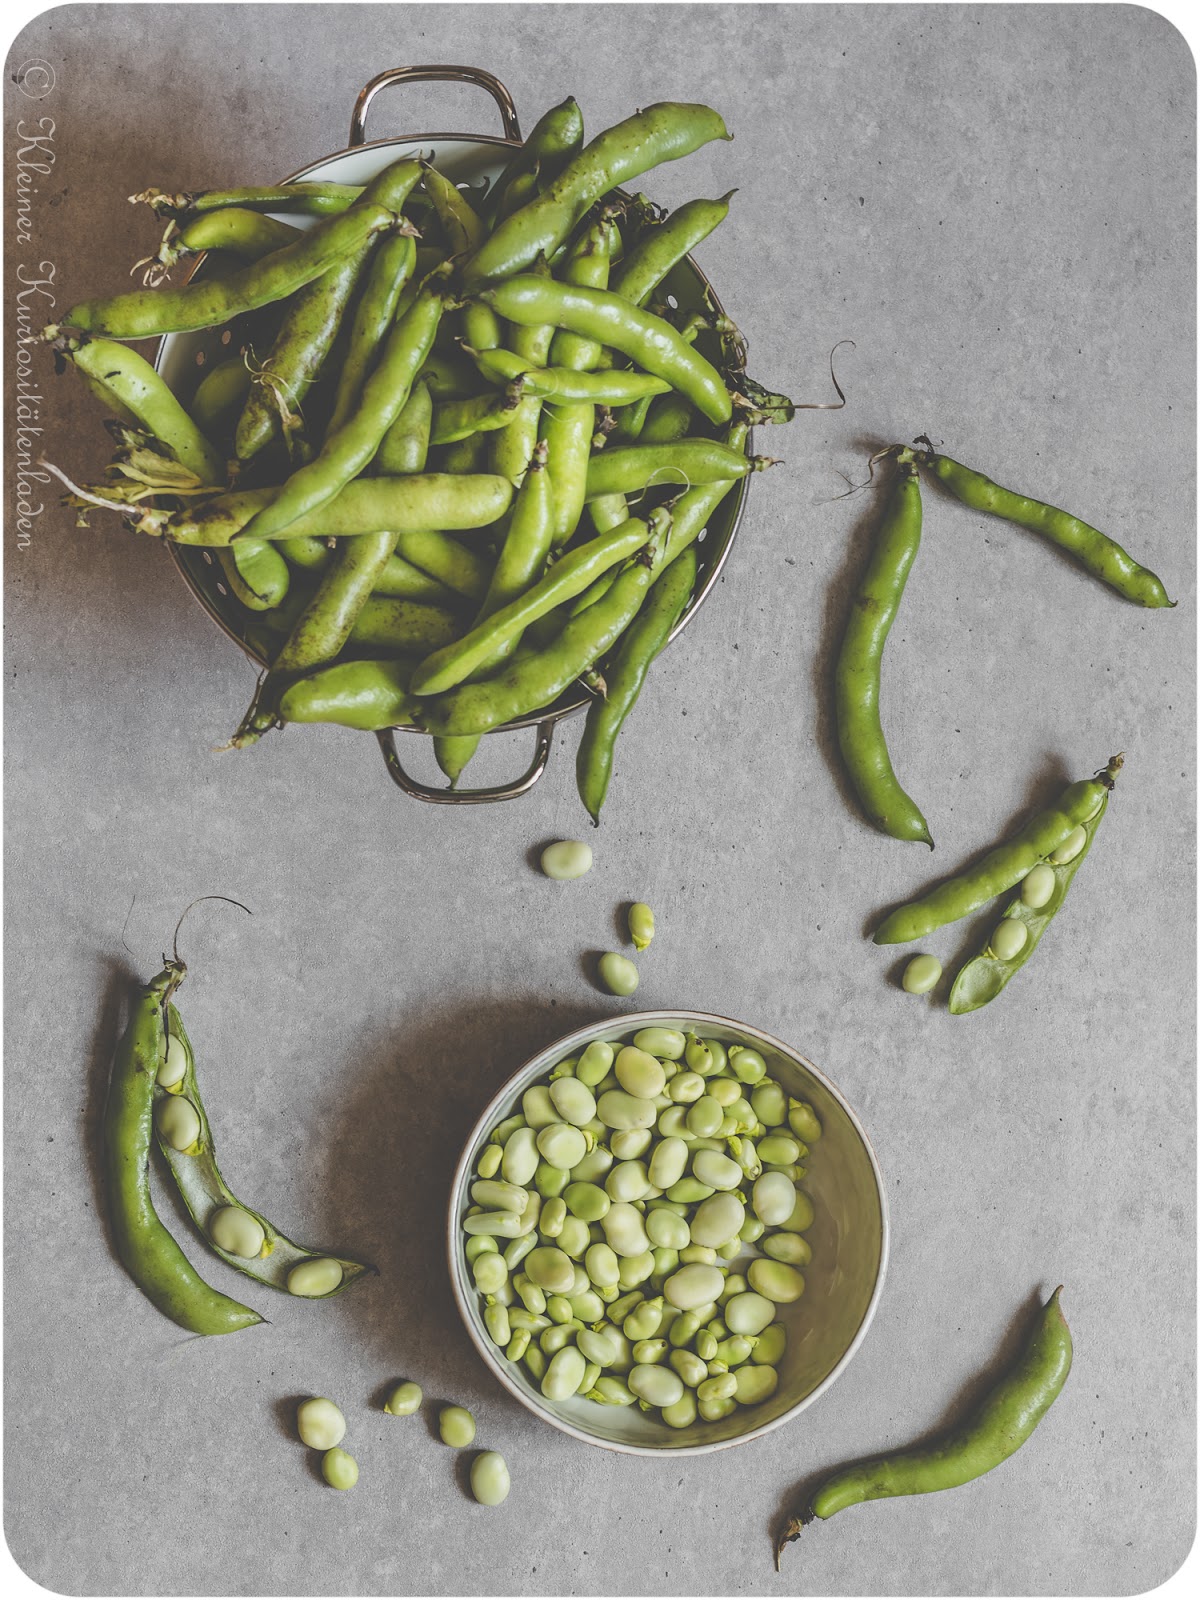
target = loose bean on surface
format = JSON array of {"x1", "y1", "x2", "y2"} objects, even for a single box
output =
[
  {"x1": 439, "y1": 1406, "x2": 476, "y2": 1447},
  {"x1": 297, "y1": 1397, "x2": 345, "y2": 1450},
  {"x1": 470, "y1": 1451, "x2": 511, "y2": 1506},
  {"x1": 541, "y1": 840, "x2": 593, "y2": 879}
]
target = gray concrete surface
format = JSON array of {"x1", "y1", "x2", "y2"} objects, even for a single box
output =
[{"x1": 4, "y1": 5, "x2": 1195, "y2": 1595}]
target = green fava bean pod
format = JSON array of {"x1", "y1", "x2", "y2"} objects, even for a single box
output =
[
  {"x1": 577, "y1": 547, "x2": 698, "y2": 824},
  {"x1": 50, "y1": 204, "x2": 402, "y2": 338},
  {"x1": 234, "y1": 383, "x2": 436, "y2": 745},
  {"x1": 155, "y1": 1003, "x2": 375, "y2": 1294},
  {"x1": 239, "y1": 272, "x2": 450, "y2": 543},
  {"x1": 543, "y1": 216, "x2": 618, "y2": 545},
  {"x1": 776, "y1": 1288, "x2": 1073, "y2": 1565},
  {"x1": 134, "y1": 182, "x2": 363, "y2": 221},
  {"x1": 609, "y1": 191, "x2": 735, "y2": 307},
  {"x1": 472, "y1": 440, "x2": 555, "y2": 674},
  {"x1": 418, "y1": 554, "x2": 658, "y2": 737},
  {"x1": 279, "y1": 659, "x2": 416, "y2": 732},
  {"x1": 462, "y1": 101, "x2": 731, "y2": 287},
  {"x1": 484, "y1": 96, "x2": 585, "y2": 224},
  {"x1": 584, "y1": 440, "x2": 769, "y2": 499},
  {"x1": 408, "y1": 515, "x2": 650, "y2": 695},
  {"x1": 62, "y1": 337, "x2": 224, "y2": 482},
  {"x1": 950, "y1": 781, "x2": 1114, "y2": 1013},
  {"x1": 480, "y1": 277, "x2": 732, "y2": 424},
  {"x1": 155, "y1": 473, "x2": 506, "y2": 550},
  {"x1": 172, "y1": 207, "x2": 303, "y2": 265},
  {"x1": 874, "y1": 755, "x2": 1123, "y2": 945},
  {"x1": 913, "y1": 442, "x2": 1174, "y2": 607},
  {"x1": 191, "y1": 356, "x2": 254, "y2": 438},
  {"x1": 103, "y1": 960, "x2": 262, "y2": 1335},
  {"x1": 325, "y1": 232, "x2": 418, "y2": 436},
  {"x1": 835, "y1": 452, "x2": 933, "y2": 846},
  {"x1": 235, "y1": 244, "x2": 370, "y2": 462}
]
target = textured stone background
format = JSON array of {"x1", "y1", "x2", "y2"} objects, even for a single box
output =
[{"x1": 4, "y1": 5, "x2": 1194, "y2": 1594}]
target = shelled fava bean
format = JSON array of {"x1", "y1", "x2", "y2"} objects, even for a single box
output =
[{"x1": 460, "y1": 1029, "x2": 821, "y2": 1431}]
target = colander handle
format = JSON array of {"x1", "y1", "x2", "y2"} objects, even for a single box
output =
[
  {"x1": 375, "y1": 722, "x2": 555, "y2": 804},
  {"x1": 350, "y1": 65, "x2": 522, "y2": 147}
]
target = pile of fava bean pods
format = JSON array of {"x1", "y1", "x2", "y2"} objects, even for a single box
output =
[
  {"x1": 105, "y1": 913, "x2": 373, "y2": 1335},
  {"x1": 461, "y1": 1026, "x2": 821, "y2": 1434},
  {"x1": 43, "y1": 98, "x2": 794, "y2": 810}
]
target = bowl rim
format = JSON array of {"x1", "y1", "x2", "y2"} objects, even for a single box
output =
[
  {"x1": 163, "y1": 131, "x2": 752, "y2": 733},
  {"x1": 446, "y1": 1008, "x2": 890, "y2": 1456}
]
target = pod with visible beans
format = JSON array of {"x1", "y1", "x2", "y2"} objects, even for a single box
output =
[
  {"x1": 154, "y1": 1002, "x2": 373, "y2": 1295},
  {"x1": 874, "y1": 756, "x2": 1123, "y2": 944},
  {"x1": 950, "y1": 781, "x2": 1116, "y2": 1015}
]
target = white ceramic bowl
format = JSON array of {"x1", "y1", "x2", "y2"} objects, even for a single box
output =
[{"x1": 448, "y1": 1010, "x2": 888, "y2": 1455}]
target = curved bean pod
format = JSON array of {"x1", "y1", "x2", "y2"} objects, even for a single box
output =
[
  {"x1": 421, "y1": 161, "x2": 486, "y2": 255},
  {"x1": 609, "y1": 191, "x2": 735, "y2": 307},
  {"x1": 156, "y1": 1004, "x2": 375, "y2": 1293},
  {"x1": 873, "y1": 755, "x2": 1123, "y2": 944},
  {"x1": 915, "y1": 444, "x2": 1174, "y2": 607},
  {"x1": 479, "y1": 277, "x2": 732, "y2": 423},
  {"x1": 49, "y1": 204, "x2": 403, "y2": 339},
  {"x1": 231, "y1": 384, "x2": 437, "y2": 744},
  {"x1": 408, "y1": 516, "x2": 654, "y2": 695},
  {"x1": 431, "y1": 385, "x2": 525, "y2": 445},
  {"x1": 576, "y1": 545, "x2": 698, "y2": 823},
  {"x1": 473, "y1": 438, "x2": 555, "y2": 669},
  {"x1": 834, "y1": 454, "x2": 933, "y2": 846},
  {"x1": 238, "y1": 272, "x2": 450, "y2": 542},
  {"x1": 949, "y1": 781, "x2": 1114, "y2": 1013},
  {"x1": 235, "y1": 244, "x2": 369, "y2": 461},
  {"x1": 104, "y1": 961, "x2": 263, "y2": 1335},
  {"x1": 777, "y1": 1289, "x2": 1072, "y2": 1561},
  {"x1": 487, "y1": 256, "x2": 556, "y2": 487},
  {"x1": 191, "y1": 357, "x2": 253, "y2": 439},
  {"x1": 325, "y1": 233, "x2": 418, "y2": 436},
  {"x1": 418, "y1": 560, "x2": 655, "y2": 736},
  {"x1": 483, "y1": 96, "x2": 585, "y2": 224},
  {"x1": 462, "y1": 102, "x2": 730, "y2": 287},
  {"x1": 176, "y1": 209, "x2": 302, "y2": 262},
  {"x1": 638, "y1": 391, "x2": 695, "y2": 445}
]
